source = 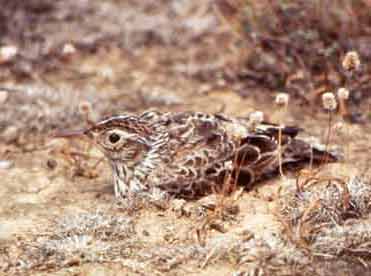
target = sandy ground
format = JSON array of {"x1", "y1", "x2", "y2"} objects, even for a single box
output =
[{"x1": 1, "y1": 1, "x2": 371, "y2": 275}]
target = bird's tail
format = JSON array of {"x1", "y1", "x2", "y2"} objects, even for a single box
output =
[{"x1": 233, "y1": 124, "x2": 339, "y2": 187}]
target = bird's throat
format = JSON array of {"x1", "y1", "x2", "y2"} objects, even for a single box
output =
[
  {"x1": 111, "y1": 162, "x2": 131, "y2": 197},
  {"x1": 111, "y1": 161, "x2": 149, "y2": 197}
]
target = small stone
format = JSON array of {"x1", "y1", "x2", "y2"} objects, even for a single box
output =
[{"x1": 0, "y1": 160, "x2": 13, "y2": 170}]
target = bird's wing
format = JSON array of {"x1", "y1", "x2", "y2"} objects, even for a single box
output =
[
  {"x1": 146, "y1": 112, "x2": 338, "y2": 198},
  {"x1": 147, "y1": 111, "x2": 240, "y2": 198}
]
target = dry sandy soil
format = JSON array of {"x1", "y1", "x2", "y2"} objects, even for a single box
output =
[{"x1": 1, "y1": 1, "x2": 371, "y2": 275}]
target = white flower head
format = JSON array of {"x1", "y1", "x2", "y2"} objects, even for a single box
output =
[
  {"x1": 62, "y1": 43, "x2": 77, "y2": 55},
  {"x1": 322, "y1": 92, "x2": 337, "y2": 111},
  {"x1": 275, "y1": 92, "x2": 289, "y2": 107},
  {"x1": 337, "y1": 87, "x2": 350, "y2": 100},
  {"x1": 342, "y1": 51, "x2": 360, "y2": 71}
]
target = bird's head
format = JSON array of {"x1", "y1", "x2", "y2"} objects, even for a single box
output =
[
  {"x1": 55, "y1": 114, "x2": 169, "y2": 197},
  {"x1": 87, "y1": 116, "x2": 153, "y2": 168},
  {"x1": 55, "y1": 115, "x2": 153, "y2": 168}
]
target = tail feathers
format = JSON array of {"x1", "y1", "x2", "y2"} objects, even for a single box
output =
[
  {"x1": 283, "y1": 138, "x2": 340, "y2": 164},
  {"x1": 235, "y1": 133, "x2": 339, "y2": 187},
  {"x1": 254, "y1": 123, "x2": 340, "y2": 163}
]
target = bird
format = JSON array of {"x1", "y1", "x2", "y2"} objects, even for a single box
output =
[{"x1": 55, "y1": 110, "x2": 337, "y2": 199}]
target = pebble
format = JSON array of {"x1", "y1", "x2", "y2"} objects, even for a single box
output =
[{"x1": 0, "y1": 160, "x2": 14, "y2": 170}]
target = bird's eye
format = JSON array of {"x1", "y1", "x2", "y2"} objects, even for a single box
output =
[{"x1": 108, "y1": 133, "x2": 121, "y2": 144}]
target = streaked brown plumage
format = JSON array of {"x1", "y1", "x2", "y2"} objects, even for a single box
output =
[{"x1": 57, "y1": 111, "x2": 337, "y2": 199}]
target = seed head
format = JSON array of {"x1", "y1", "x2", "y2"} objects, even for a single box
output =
[
  {"x1": 275, "y1": 92, "x2": 289, "y2": 107},
  {"x1": 342, "y1": 51, "x2": 360, "y2": 71},
  {"x1": 249, "y1": 111, "x2": 264, "y2": 125},
  {"x1": 322, "y1": 92, "x2": 337, "y2": 111},
  {"x1": 337, "y1": 87, "x2": 350, "y2": 100},
  {"x1": 62, "y1": 43, "x2": 77, "y2": 56}
]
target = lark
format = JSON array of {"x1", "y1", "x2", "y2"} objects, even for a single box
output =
[{"x1": 56, "y1": 111, "x2": 336, "y2": 199}]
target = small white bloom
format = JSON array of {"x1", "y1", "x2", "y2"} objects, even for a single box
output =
[
  {"x1": 342, "y1": 51, "x2": 361, "y2": 71},
  {"x1": 337, "y1": 87, "x2": 350, "y2": 100},
  {"x1": 275, "y1": 92, "x2": 289, "y2": 107},
  {"x1": 62, "y1": 43, "x2": 77, "y2": 55},
  {"x1": 322, "y1": 92, "x2": 337, "y2": 111}
]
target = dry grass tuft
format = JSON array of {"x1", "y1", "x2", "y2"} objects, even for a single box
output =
[
  {"x1": 3, "y1": 211, "x2": 136, "y2": 274},
  {"x1": 313, "y1": 216, "x2": 371, "y2": 257},
  {"x1": 278, "y1": 175, "x2": 371, "y2": 256},
  {"x1": 54, "y1": 211, "x2": 135, "y2": 238}
]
